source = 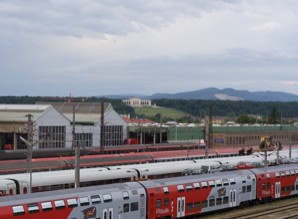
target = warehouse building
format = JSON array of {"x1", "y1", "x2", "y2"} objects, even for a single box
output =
[{"x1": 0, "y1": 103, "x2": 127, "y2": 150}]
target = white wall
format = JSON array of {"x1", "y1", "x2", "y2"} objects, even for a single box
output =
[{"x1": 35, "y1": 106, "x2": 71, "y2": 148}]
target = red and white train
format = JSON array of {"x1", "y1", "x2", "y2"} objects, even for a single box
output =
[
  {"x1": 0, "y1": 164, "x2": 297, "y2": 219},
  {"x1": 0, "y1": 149, "x2": 296, "y2": 197}
]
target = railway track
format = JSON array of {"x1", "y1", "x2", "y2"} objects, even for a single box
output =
[
  {"x1": 200, "y1": 197, "x2": 298, "y2": 219},
  {"x1": 230, "y1": 203, "x2": 298, "y2": 219}
]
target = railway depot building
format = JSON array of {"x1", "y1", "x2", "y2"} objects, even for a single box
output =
[{"x1": 0, "y1": 103, "x2": 127, "y2": 150}]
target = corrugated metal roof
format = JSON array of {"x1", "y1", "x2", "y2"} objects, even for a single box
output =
[
  {"x1": 63, "y1": 113, "x2": 99, "y2": 124},
  {"x1": 37, "y1": 102, "x2": 109, "y2": 123},
  {"x1": 0, "y1": 104, "x2": 51, "y2": 122},
  {"x1": 46, "y1": 102, "x2": 108, "y2": 114}
]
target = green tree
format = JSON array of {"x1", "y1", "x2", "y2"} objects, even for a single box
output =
[{"x1": 268, "y1": 106, "x2": 279, "y2": 124}]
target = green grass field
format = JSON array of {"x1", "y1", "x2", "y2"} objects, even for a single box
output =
[{"x1": 134, "y1": 106, "x2": 191, "y2": 120}]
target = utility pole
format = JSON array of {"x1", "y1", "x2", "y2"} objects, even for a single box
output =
[
  {"x1": 73, "y1": 104, "x2": 80, "y2": 188},
  {"x1": 159, "y1": 114, "x2": 162, "y2": 144},
  {"x1": 100, "y1": 101, "x2": 104, "y2": 152},
  {"x1": 19, "y1": 114, "x2": 34, "y2": 193},
  {"x1": 205, "y1": 105, "x2": 212, "y2": 159},
  {"x1": 26, "y1": 114, "x2": 33, "y2": 193}
]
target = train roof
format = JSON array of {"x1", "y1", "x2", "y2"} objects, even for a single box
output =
[
  {"x1": 139, "y1": 169, "x2": 253, "y2": 189},
  {"x1": 249, "y1": 164, "x2": 298, "y2": 175},
  {"x1": 0, "y1": 167, "x2": 137, "y2": 186}
]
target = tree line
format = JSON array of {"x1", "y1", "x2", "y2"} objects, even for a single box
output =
[
  {"x1": 153, "y1": 99, "x2": 298, "y2": 124},
  {"x1": 0, "y1": 96, "x2": 297, "y2": 124}
]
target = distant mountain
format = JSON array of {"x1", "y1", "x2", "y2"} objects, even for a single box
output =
[
  {"x1": 149, "y1": 88, "x2": 298, "y2": 102},
  {"x1": 98, "y1": 88, "x2": 298, "y2": 102}
]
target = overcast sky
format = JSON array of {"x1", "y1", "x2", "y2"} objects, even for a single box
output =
[{"x1": 1, "y1": 0, "x2": 298, "y2": 96}]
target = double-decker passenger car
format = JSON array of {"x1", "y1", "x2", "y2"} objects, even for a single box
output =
[
  {"x1": 0, "y1": 182, "x2": 147, "y2": 219},
  {"x1": 140, "y1": 169, "x2": 256, "y2": 218}
]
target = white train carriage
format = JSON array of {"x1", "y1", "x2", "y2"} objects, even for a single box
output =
[{"x1": 0, "y1": 167, "x2": 138, "y2": 194}]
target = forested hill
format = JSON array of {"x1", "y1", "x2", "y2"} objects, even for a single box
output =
[
  {"x1": 1, "y1": 96, "x2": 298, "y2": 118},
  {"x1": 153, "y1": 99, "x2": 298, "y2": 118}
]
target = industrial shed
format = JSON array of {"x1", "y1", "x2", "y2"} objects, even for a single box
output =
[{"x1": 0, "y1": 103, "x2": 127, "y2": 150}]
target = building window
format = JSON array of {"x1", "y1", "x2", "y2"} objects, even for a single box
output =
[
  {"x1": 39, "y1": 126, "x2": 66, "y2": 148},
  {"x1": 75, "y1": 133, "x2": 92, "y2": 147},
  {"x1": 103, "y1": 126, "x2": 123, "y2": 146}
]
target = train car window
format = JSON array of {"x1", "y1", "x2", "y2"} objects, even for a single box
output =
[
  {"x1": 230, "y1": 178, "x2": 236, "y2": 185},
  {"x1": 41, "y1": 202, "x2": 53, "y2": 211},
  {"x1": 267, "y1": 182, "x2": 271, "y2": 189},
  {"x1": 222, "y1": 179, "x2": 229, "y2": 186},
  {"x1": 156, "y1": 199, "x2": 162, "y2": 208},
  {"x1": 281, "y1": 172, "x2": 286, "y2": 177},
  {"x1": 28, "y1": 203, "x2": 39, "y2": 213},
  {"x1": 122, "y1": 191, "x2": 129, "y2": 200},
  {"x1": 209, "y1": 199, "x2": 215, "y2": 207},
  {"x1": 223, "y1": 197, "x2": 229, "y2": 204},
  {"x1": 291, "y1": 185, "x2": 295, "y2": 191},
  {"x1": 242, "y1": 186, "x2": 246, "y2": 193},
  {"x1": 131, "y1": 190, "x2": 138, "y2": 195},
  {"x1": 164, "y1": 198, "x2": 169, "y2": 206},
  {"x1": 103, "y1": 194, "x2": 112, "y2": 203},
  {"x1": 275, "y1": 172, "x2": 280, "y2": 178},
  {"x1": 290, "y1": 170, "x2": 295, "y2": 176},
  {"x1": 216, "y1": 198, "x2": 222, "y2": 205},
  {"x1": 208, "y1": 181, "x2": 215, "y2": 188},
  {"x1": 247, "y1": 185, "x2": 252, "y2": 192},
  {"x1": 295, "y1": 170, "x2": 298, "y2": 175},
  {"x1": 79, "y1": 197, "x2": 90, "y2": 206},
  {"x1": 241, "y1": 176, "x2": 246, "y2": 183},
  {"x1": 202, "y1": 200, "x2": 208, "y2": 208},
  {"x1": 194, "y1": 202, "x2": 200, "y2": 209},
  {"x1": 54, "y1": 200, "x2": 65, "y2": 209},
  {"x1": 266, "y1": 173, "x2": 270, "y2": 179},
  {"x1": 131, "y1": 202, "x2": 138, "y2": 211},
  {"x1": 163, "y1": 187, "x2": 169, "y2": 194},
  {"x1": 91, "y1": 195, "x2": 101, "y2": 204},
  {"x1": 201, "y1": 182, "x2": 208, "y2": 189},
  {"x1": 177, "y1": 185, "x2": 184, "y2": 192},
  {"x1": 247, "y1": 175, "x2": 251, "y2": 179},
  {"x1": 186, "y1": 184, "x2": 193, "y2": 191},
  {"x1": 123, "y1": 203, "x2": 129, "y2": 213},
  {"x1": 215, "y1": 180, "x2": 222, "y2": 187},
  {"x1": 281, "y1": 187, "x2": 285, "y2": 192},
  {"x1": 186, "y1": 203, "x2": 193, "y2": 211},
  {"x1": 12, "y1": 205, "x2": 25, "y2": 216},
  {"x1": 193, "y1": 182, "x2": 200, "y2": 190},
  {"x1": 67, "y1": 198, "x2": 78, "y2": 208},
  {"x1": 286, "y1": 171, "x2": 290, "y2": 176}
]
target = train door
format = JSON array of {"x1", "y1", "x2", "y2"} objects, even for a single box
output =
[
  {"x1": 177, "y1": 197, "x2": 185, "y2": 218},
  {"x1": 103, "y1": 208, "x2": 113, "y2": 219},
  {"x1": 20, "y1": 181, "x2": 29, "y2": 194},
  {"x1": 275, "y1": 182, "x2": 281, "y2": 198},
  {"x1": 229, "y1": 189, "x2": 236, "y2": 207}
]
